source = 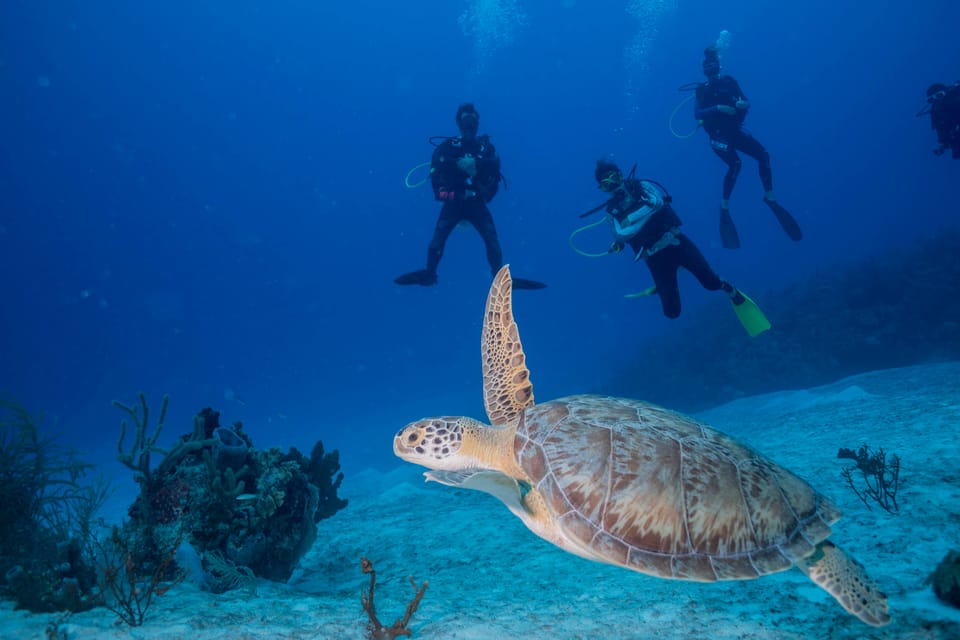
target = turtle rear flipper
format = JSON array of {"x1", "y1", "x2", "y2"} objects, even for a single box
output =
[{"x1": 797, "y1": 541, "x2": 890, "y2": 627}]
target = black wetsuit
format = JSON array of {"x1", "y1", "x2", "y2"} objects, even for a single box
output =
[
  {"x1": 608, "y1": 179, "x2": 731, "y2": 319},
  {"x1": 695, "y1": 75, "x2": 772, "y2": 198},
  {"x1": 931, "y1": 85, "x2": 960, "y2": 159},
  {"x1": 426, "y1": 135, "x2": 502, "y2": 277}
]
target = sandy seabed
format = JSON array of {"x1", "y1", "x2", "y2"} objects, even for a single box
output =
[{"x1": 3, "y1": 362, "x2": 960, "y2": 640}]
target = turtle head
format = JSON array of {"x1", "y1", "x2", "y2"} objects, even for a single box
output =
[{"x1": 393, "y1": 416, "x2": 481, "y2": 470}]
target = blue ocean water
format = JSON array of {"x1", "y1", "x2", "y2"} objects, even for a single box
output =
[{"x1": 1, "y1": 0, "x2": 958, "y2": 479}]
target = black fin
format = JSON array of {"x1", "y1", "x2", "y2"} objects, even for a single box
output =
[
  {"x1": 764, "y1": 199, "x2": 803, "y2": 241},
  {"x1": 719, "y1": 208, "x2": 741, "y2": 249},
  {"x1": 394, "y1": 269, "x2": 437, "y2": 286},
  {"x1": 511, "y1": 278, "x2": 547, "y2": 290}
]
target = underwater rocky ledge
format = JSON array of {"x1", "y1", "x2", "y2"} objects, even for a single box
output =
[{"x1": 610, "y1": 228, "x2": 960, "y2": 412}]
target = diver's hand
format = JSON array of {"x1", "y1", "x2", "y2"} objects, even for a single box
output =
[
  {"x1": 735, "y1": 99, "x2": 749, "y2": 110},
  {"x1": 933, "y1": 145, "x2": 946, "y2": 156},
  {"x1": 456, "y1": 157, "x2": 477, "y2": 177},
  {"x1": 717, "y1": 105, "x2": 737, "y2": 115},
  {"x1": 608, "y1": 241, "x2": 624, "y2": 254}
]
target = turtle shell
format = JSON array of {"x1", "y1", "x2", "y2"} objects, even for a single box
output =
[{"x1": 515, "y1": 395, "x2": 841, "y2": 581}]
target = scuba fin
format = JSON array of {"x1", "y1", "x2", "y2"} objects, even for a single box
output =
[
  {"x1": 763, "y1": 198, "x2": 803, "y2": 241},
  {"x1": 730, "y1": 290, "x2": 771, "y2": 337},
  {"x1": 719, "y1": 207, "x2": 741, "y2": 249},
  {"x1": 511, "y1": 277, "x2": 547, "y2": 290},
  {"x1": 624, "y1": 286, "x2": 657, "y2": 299},
  {"x1": 394, "y1": 269, "x2": 438, "y2": 286}
]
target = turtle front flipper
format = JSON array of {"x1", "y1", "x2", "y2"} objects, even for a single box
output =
[
  {"x1": 797, "y1": 540, "x2": 890, "y2": 627},
  {"x1": 426, "y1": 469, "x2": 526, "y2": 514},
  {"x1": 481, "y1": 266, "x2": 535, "y2": 426}
]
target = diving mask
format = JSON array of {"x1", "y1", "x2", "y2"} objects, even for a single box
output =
[
  {"x1": 598, "y1": 172, "x2": 623, "y2": 193},
  {"x1": 458, "y1": 112, "x2": 479, "y2": 135}
]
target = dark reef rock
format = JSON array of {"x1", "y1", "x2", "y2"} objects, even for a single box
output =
[
  {"x1": 125, "y1": 410, "x2": 348, "y2": 584},
  {"x1": 928, "y1": 550, "x2": 960, "y2": 609}
]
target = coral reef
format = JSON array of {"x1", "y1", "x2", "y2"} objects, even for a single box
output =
[
  {"x1": 115, "y1": 396, "x2": 347, "y2": 584},
  {"x1": 608, "y1": 229, "x2": 960, "y2": 412},
  {"x1": 0, "y1": 393, "x2": 347, "y2": 625}
]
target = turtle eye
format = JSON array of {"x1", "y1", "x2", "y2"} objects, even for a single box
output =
[{"x1": 407, "y1": 432, "x2": 419, "y2": 443}]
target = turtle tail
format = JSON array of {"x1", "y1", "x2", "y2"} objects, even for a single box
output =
[{"x1": 796, "y1": 540, "x2": 890, "y2": 627}]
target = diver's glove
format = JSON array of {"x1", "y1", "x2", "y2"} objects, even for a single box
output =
[
  {"x1": 608, "y1": 241, "x2": 624, "y2": 254},
  {"x1": 456, "y1": 157, "x2": 477, "y2": 177}
]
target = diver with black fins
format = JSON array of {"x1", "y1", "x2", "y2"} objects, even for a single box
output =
[
  {"x1": 394, "y1": 103, "x2": 546, "y2": 290},
  {"x1": 694, "y1": 45, "x2": 802, "y2": 248},
  {"x1": 589, "y1": 160, "x2": 770, "y2": 337}
]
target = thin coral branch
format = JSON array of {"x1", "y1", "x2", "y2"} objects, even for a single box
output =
[
  {"x1": 360, "y1": 556, "x2": 382, "y2": 631},
  {"x1": 837, "y1": 444, "x2": 900, "y2": 514},
  {"x1": 359, "y1": 556, "x2": 427, "y2": 640},
  {"x1": 96, "y1": 527, "x2": 185, "y2": 626},
  {"x1": 395, "y1": 575, "x2": 428, "y2": 632},
  {"x1": 114, "y1": 393, "x2": 169, "y2": 483}
]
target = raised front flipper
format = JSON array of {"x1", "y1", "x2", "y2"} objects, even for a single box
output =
[{"x1": 481, "y1": 266, "x2": 535, "y2": 426}]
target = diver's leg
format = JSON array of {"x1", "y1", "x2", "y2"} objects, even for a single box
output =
[
  {"x1": 395, "y1": 203, "x2": 462, "y2": 285},
  {"x1": 465, "y1": 200, "x2": 503, "y2": 275},
  {"x1": 712, "y1": 139, "x2": 742, "y2": 201},
  {"x1": 426, "y1": 203, "x2": 461, "y2": 276},
  {"x1": 732, "y1": 129, "x2": 773, "y2": 194},
  {"x1": 711, "y1": 139, "x2": 742, "y2": 248},
  {"x1": 733, "y1": 129, "x2": 802, "y2": 240},
  {"x1": 645, "y1": 250, "x2": 682, "y2": 319},
  {"x1": 675, "y1": 234, "x2": 734, "y2": 295}
]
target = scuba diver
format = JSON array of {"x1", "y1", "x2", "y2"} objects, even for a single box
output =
[
  {"x1": 395, "y1": 103, "x2": 546, "y2": 289},
  {"x1": 925, "y1": 82, "x2": 960, "y2": 159},
  {"x1": 694, "y1": 46, "x2": 802, "y2": 249},
  {"x1": 591, "y1": 160, "x2": 769, "y2": 337}
]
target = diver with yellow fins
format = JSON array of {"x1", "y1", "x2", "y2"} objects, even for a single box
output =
[{"x1": 576, "y1": 160, "x2": 770, "y2": 337}]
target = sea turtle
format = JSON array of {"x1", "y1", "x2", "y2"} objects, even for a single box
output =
[{"x1": 394, "y1": 265, "x2": 890, "y2": 627}]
